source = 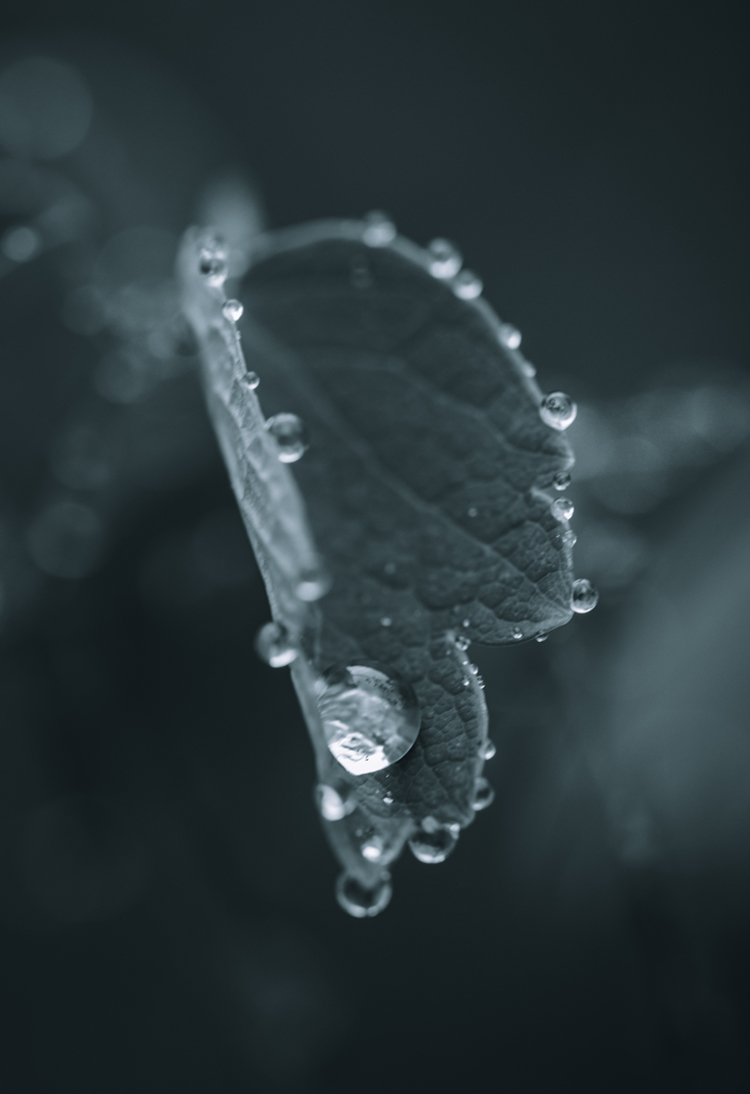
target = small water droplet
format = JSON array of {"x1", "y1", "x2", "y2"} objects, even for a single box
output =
[
  {"x1": 463, "y1": 677, "x2": 471, "y2": 687},
  {"x1": 336, "y1": 872, "x2": 392, "y2": 918},
  {"x1": 511, "y1": 627, "x2": 523, "y2": 640},
  {"x1": 266, "y1": 413, "x2": 308, "y2": 463},
  {"x1": 361, "y1": 835, "x2": 385, "y2": 862},
  {"x1": 472, "y1": 777, "x2": 495, "y2": 811},
  {"x1": 296, "y1": 567, "x2": 331, "y2": 601},
  {"x1": 540, "y1": 392, "x2": 577, "y2": 430},
  {"x1": 455, "y1": 633, "x2": 471, "y2": 652},
  {"x1": 469, "y1": 663, "x2": 479, "y2": 675},
  {"x1": 535, "y1": 632, "x2": 549, "y2": 643},
  {"x1": 499, "y1": 323, "x2": 522, "y2": 349},
  {"x1": 315, "y1": 783, "x2": 355, "y2": 821},
  {"x1": 452, "y1": 269, "x2": 483, "y2": 300},
  {"x1": 482, "y1": 739, "x2": 497, "y2": 760},
  {"x1": 383, "y1": 793, "x2": 394, "y2": 805},
  {"x1": 409, "y1": 827, "x2": 458, "y2": 864},
  {"x1": 380, "y1": 616, "x2": 392, "y2": 627},
  {"x1": 199, "y1": 238, "x2": 228, "y2": 287},
  {"x1": 243, "y1": 370, "x2": 260, "y2": 390},
  {"x1": 554, "y1": 470, "x2": 571, "y2": 490},
  {"x1": 362, "y1": 210, "x2": 396, "y2": 247},
  {"x1": 255, "y1": 621, "x2": 297, "y2": 667},
  {"x1": 318, "y1": 661, "x2": 421, "y2": 775},
  {"x1": 562, "y1": 529, "x2": 577, "y2": 549},
  {"x1": 571, "y1": 578, "x2": 599, "y2": 614},
  {"x1": 551, "y1": 497, "x2": 575, "y2": 522},
  {"x1": 222, "y1": 298, "x2": 244, "y2": 322},
  {"x1": 427, "y1": 238, "x2": 462, "y2": 279}
]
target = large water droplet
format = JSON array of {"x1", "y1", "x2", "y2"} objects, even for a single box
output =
[
  {"x1": 243, "y1": 370, "x2": 260, "y2": 390},
  {"x1": 427, "y1": 238, "x2": 462, "y2": 279},
  {"x1": 222, "y1": 298, "x2": 243, "y2": 322},
  {"x1": 255, "y1": 621, "x2": 297, "y2": 667},
  {"x1": 540, "y1": 392, "x2": 577, "y2": 430},
  {"x1": 266, "y1": 413, "x2": 308, "y2": 463},
  {"x1": 452, "y1": 269, "x2": 483, "y2": 300},
  {"x1": 318, "y1": 662, "x2": 421, "y2": 775},
  {"x1": 315, "y1": 783, "x2": 355, "y2": 821},
  {"x1": 482, "y1": 739, "x2": 497, "y2": 760},
  {"x1": 362, "y1": 210, "x2": 396, "y2": 247},
  {"x1": 472, "y1": 777, "x2": 495, "y2": 811},
  {"x1": 409, "y1": 826, "x2": 458, "y2": 864},
  {"x1": 199, "y1": 238, "x2": 228, "y2": 287},
  {"x1": 499, "y1": 323, "x2": 522, "y2": 349},
  {"x1": 336, "y1": 872, "x2": 392, "y2": 918},
  {"x1": 554, "y1": 470, "x2": 571, "y2": 491},
  {"x1": 571, "y1": 578, "x2": 599, "y2": 614},
  {"x1": 551, "y1": 497, "x2": 575, "y2": 522}
]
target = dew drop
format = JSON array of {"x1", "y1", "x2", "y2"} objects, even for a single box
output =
[
  {"x1": 427, "y1": 238, "x2": 462, "y2": 279},
  {"x1": 222, "y1": 298, "x2": 244, "y2": 322},
  {"x1": 455, "y1": 633, "x2": 471, "y2": 652},
  {"x1": 540, "y1": 392, "x2": 577, "y2": 430},
  {"x1": 535, "y1": 632, "x2": 549, "y2": 643},
  {"x1": 317, "y1": 661, "x2": 421, "y2": 775},
  {"x1": 409, "y1": 827, "x2": 458, "y2": 864},
  {"x1": 472, "y1": 777, "x2": 495, "y2": 811},
  {"x1": 255, "y1": 621, "x2": 297, "y2": 667},
  {"x1": 380, "y1": 616, "x2": 392, "y2": 627},
  {"x1": 199, "y1": 239, "x2": 228, "y2": 287},
  {"x1": 362, "y1": 210, "x2": 396, "y2": 247},
  {"x1": 452, "y1": 269, "x2": 483, "y2": 300},
  {"x1": 511, "y1": 627, "x2": 523, "y2": 640},
  {"x1": 469, "y1": 663, "x2": 479, "y2": 675},
  {"x1": 336, "y1": 872, "x2": 392, "y2": 918},
  {"x1": 296, "y1": 568, "x2": 331, "y2": 601},
  {"x1": 243, "y1": 370, "x2": 260, "y2": 390},
  {"x1": 551, "y1": 497, "x2": 575, "y2": 522},
  {"x1": 554, "y1": 470, "x2": 571, "y2": 491},
  {"x1": 482, "y1": 739, "x2": 497, "y2": 760},
  {"x1": 383, "y1": 793, "x2": 394, "y2": 805},
  {"x1": 266, "y1": 413, "x2": 308, "y2": 463},
  {"x1": 499, "y1": 323, "x2": 522, "y2": 350},
  {"x1": 361, "y1": 836, "x2": 384, "y2": 862},
  {"x1": 571, "y1": 578, "x2": 599, "y2": 614},
  {"x1": 562, "y1": 529, "x2": 577, "y2": 549},
  {"x1": 315, "y1": 783, "x2": 355, "y2": 821}
]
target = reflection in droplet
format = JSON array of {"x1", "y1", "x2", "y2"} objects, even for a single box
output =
[
  {"x1": 222, "y1": 298, "x2": 244, "y2": 322},
  {"x1": 452, "y1": 269, "x2": 483, "y2": 300},
  {"x1": 499, "y1": 323, "x2": 522, "y2": 349},
  {"x1": 27, "y1": 501, "x2": 103, "y2": 579},
  {"x1": 362, "y1": 210, "x2": 396, "y2": 247},
  {"x1": 427, "y1": 238, "x2": 462, "y2": 279},
  {"x1": 315, "y1": 783, "x2": 354, "y2": 821},
  {"x1": 554, "y1": 470, "x2": 571, "y2": 491},
  {"x1": 266, "y1": 413, "x2": 308, "y2": 463},
  {"x1": 571, "y1": 578, "x2": 599, "y2": 614},
  {"x1": 255, "y1": 621, "x2": 297, "y2": 667},
  {"x1": 455, "y1": 633, "x2": 471, "y2": 652},
  {"x1": 472, "y1": 777, "x2": 495, "y2": 811},
  {"x1": 243, "y1": 370, "x2": 260, "y2": 390},
  {"x1": 1, "y1": 224, "x2": 40, "y2": 262},
  {"x1": 336, "y1": 871, "x2": 392, "y2": 917},
  {"x1": 409, "y1": 826, "x2": 458, "y2": 864},
  {"x1": 317, "y1": 662, "x2": 421, "y2": 775},
  {"x1": 551, "y1": 497, "x2": 575, "y2": 522},
  {"x1": 361, "y1": 836, "x2": 384, "y2": 862},
  {"x1": 482, "y1": 739, "x2": 497, "y2": 760},
  {"x1": 540, "y1": 392, "x2": 577, "y2": 430}
]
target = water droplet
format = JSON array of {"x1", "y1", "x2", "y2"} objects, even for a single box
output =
[
  {"x1": 383, "y1": 793, "x2": 394, "y2": 805},
  {"x1": 222, "y1": 298, "x2": 243, "y2": 322},
  {"x1": 361, "y1": 836, "x2": 384, "y2": 862},
  {"x1": 562, "y1": 529, "x2": 577, "y2": 549},
  {"x1": 296, "y1": 567, "x2": 331, "y2": 601},
  {"x1": 469, "y1": 663, "x2": 479, "y2": 675},
  {"x1": 499, "y1": 323, "x2": 521, "y2": 349},
  {"x1": 266, "y1": 413, "x2": 308, "y2": 463},
  {"x1": 467, "y1": 506, "x2": 478, "y2": 518},
  {"x1": 317, "y1": 661, "x2": 421, "y2": 775},
  {"x1": 452, "y1": 269, "x2": 483, "y2": 300},
  {"x1": 554, "y1": 470, "x2": 571, "y2": 491},
  {"x1": 511, "y1": 627, "x2": 523, "y2": 640},
  {"x1": 409, "y1": 827, "x2": 458, "y2": 864},
  {"x1": 255, "y1": 621, "x2": 297, "y2": 667},
  {"x1": 462, "y1": 677, "x2": 471, "y2": 687},
  {"x1": 540, "y1": 392, "x2": 577, "y2": 430},
  {"x1": 472, "y1": 777, "x2": 495, "y2": 811},
  {"x1": 336, "y1": 872, "x2": 392, "y2": 918},
  {"x1": 362, "y1": 210, "x2": 396, "y2": 247},
  {"x1": 482, "y1": 739, "x2": 497, "y2": 760},
  {"x1": 427, "y1": 238, "x2": 462, "y2": 279},
  {"x1": 243, "y1": 370, "x2": 260, "y2": 390},
  {"x1": 199, "y1": 238, "x2": 228, "y2": 287},
  {"x1": 551, "y1": 497, "x2": 575, "y2": 522},
  {"x1": 571, "y1": 578, "x2": 599, "y2": 614},
  {"x1": 380, "y1": 616, "x2": 392, "y2": 627},
  {"x1": 455, "y1": 633, "x2": 471, "y2": 652},
  {"x1": 535, "y1": 633, "x2": 549, "y2": 643},
  {"x1": 315, "y1": 783, "x2": 355, "y2": 821}
]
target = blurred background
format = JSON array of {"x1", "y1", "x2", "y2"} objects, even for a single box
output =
[{"x1": 1, "y1": 1, "x2": 749, "y2": 1090}]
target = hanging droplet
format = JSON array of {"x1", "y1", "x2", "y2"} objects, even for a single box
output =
[
  {"x1": 409, "y1": 826, "x2": 458, "y2": 864},
  {"x1": 452, "y1": 269, "x2": 483, "y2": 300},
  {"x1": 266, "y1": 413, "x2": 308, "y2": 463},
  {"x1": 362, "y1": 210, "x2": 396, "y2": 247},
  {"x1": 562, "y1": 529, "x2": 577, "y2": 549},
  {"x1": 554, "y1": 470, "x2": 571, "y2": 491},
  {"x1": 199, "y1": 238, "x2": 228, "y2": 287},
  {"x1": 243, "y1": 370, "x2": 260, "y2": 390},
  {"x1": 315, "y1": 783, "x2": 355, "y2": 821},
  {"x1": 255, "y1": 621, "x2": 297, "y2": 667},
  {"x1": 361, "y1": 836, "x2": 385, "y2": 862},
  {"x1": 455, "y1": 633, "x2": 471, "y2": 652},
  {"x1": 427, "y1": 238, "x2": 462, "y2": 279},
  {"x1": 317, "y1": 661, "x2": 421, "y2": 775},
  {"x1": 472, "y1": 777, "x2": 495, "y2": 811},
  {"x1": 296, "y1": 567, "x2": 331, "y2": 602},
  {"x1": 222, "y1": 298, "x2": 244, "y2": 322},
  {"x1": 336, "y1": 872, "x2": 392, "y2": 918},
  {"x1": 482, "y1": 739, "x2": 497, "y2": 760},
  {"x1": 499, "y1": 323, "x2": 522, "y2": 350},
  {"x1": 571, "y1": 578, "x2": 599, "y2": 614},
  {"x1": 511, "y1": 627, "x2": 523, "y2": 640},
  {"x1": 551, "y1": 497, "x2": 575, "y2": 522},
  {"x1": 535, "y1": 632, "x2": 549, "y2": 643},
  {"x1": 540, "y1": 392, "x2": 577, "y2": 431}
]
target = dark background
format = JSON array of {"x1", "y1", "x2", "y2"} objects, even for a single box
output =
[{"x1": 1, "y1": 1, "x2": 749, "y2": 1091}]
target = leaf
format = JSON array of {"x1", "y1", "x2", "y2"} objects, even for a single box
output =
[{"x1": 178, "y1": 219, "x2": 575, "y2": 913}]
